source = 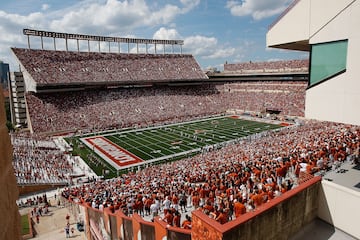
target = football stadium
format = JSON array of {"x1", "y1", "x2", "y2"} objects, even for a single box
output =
[{"x1": 1, "y1": 1, "x2": 360, "y2": 240}]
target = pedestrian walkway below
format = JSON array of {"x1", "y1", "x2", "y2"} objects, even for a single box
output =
[{"x1": 19, "y1": 197, "x2": 86, "y2": 240}]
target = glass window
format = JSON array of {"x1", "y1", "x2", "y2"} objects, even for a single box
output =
[{"x1": 310, "y1": 40, "x2": 348, "y2": 86}]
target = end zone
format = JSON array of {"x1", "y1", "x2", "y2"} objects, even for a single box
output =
[{"x1": 81, "y1": 136, "x2": 143, "y2": 170}]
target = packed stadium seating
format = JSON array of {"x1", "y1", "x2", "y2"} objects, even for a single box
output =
[
  {"x1": 12, "y1": 133, "x2": 76, "y2": 185},
  {"x1": 223, "y1": 59, "x2": 308, "y2": 74},
  {"x1": 61, "y1": 120, "x2": 359, "y2": 225},
  {"x1": 25, "y1": 82, "x2": 306, "y2": 134},
  {"x1": 11, "y1": 48, "x2": 207, "y2": 85}
]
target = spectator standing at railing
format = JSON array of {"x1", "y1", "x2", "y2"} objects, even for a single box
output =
[
  {"x1": 182, "y1": 215, "x2": 192, "y2": 229},
  {"x1": 173, "y1": 211, "x2": 181, "y2": 227},
  {"x1": 233, "y1": 199, "x2": 246, "y2": 218}
]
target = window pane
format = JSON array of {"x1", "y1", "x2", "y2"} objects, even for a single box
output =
[{"x1": 310, "y1": 40, "x2": 347, "y2": 86}]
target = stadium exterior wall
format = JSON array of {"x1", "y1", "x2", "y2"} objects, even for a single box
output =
[
  {"x1": 267, "y1": 0, "x2": 360, "y2": 125},
  {"x1": 305, "y1": 0, "x2": 360, "y2": 125},
  {"x1": 10, "y1": 52, "x2": 37, "y2": 92},
  {"x1": 0, "y1": 86, "x2": 21, "y2": 240},
  {"x1": 318, "y1": 180, "x2": 360, "y2": 239},
  {"x1": 266, "y1": 0, "x2": 310, "y2": 49},
  {"x1": 68, "y1": 176, "x2": 321, "y2": 240}
]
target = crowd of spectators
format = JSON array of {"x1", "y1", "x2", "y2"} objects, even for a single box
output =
[
  {"x1": 12, "y1": 133, "x2": 76, "y2": 185},
  {"x1": 26, "y1": 82, "x2": 306, "y2": 133},
  {"x1": 11, "y1": 48, "x2": 207, "y2": 85},
  {"x1": 61, "y1": 120, "x2": 359, "y2": 226},
  {"x1": 17, "y1": 193, "x2": 49, "y2": 208},
  {"x1": 224, "y1": 81, "x2": 307, "y2": 116},
  {"x1": 224, "y1": 59, "x2": 309, "y2": 74}
]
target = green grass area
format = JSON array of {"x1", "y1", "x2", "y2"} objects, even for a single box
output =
[
  {"x1": 67, "y1": 116, "x2": 282, "y2": 179},
  {"x1": 21, "y1": 214, "x2": 30, "y2": 236}
]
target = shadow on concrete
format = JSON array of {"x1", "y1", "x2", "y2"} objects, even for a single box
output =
[
  {"x1": 290, "y1": 218, "x2": 335, "y2": 240},
  {"x1": 290, "y1": 218, "x2": 357, "y2": 240}
]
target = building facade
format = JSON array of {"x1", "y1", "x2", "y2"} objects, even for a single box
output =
[{"x1": 267, "y1": 0, "x2": 360, "y2": 125}]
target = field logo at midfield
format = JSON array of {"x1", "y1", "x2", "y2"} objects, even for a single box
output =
[{"x1": 83, "y1": 136, "x2": 143, "y2": 168}]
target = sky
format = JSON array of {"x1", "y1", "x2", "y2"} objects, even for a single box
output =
[{"x1": 0, "y1": 0, "x2": 308, "y2": 71}]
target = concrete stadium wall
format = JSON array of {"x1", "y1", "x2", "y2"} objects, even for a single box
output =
[
  {"x1": 18, "y1": 183, "x2": 67, "y2": 196},
  {"x1": 267, "y1": 0, "x2": 360, "y2": 125},
  {"x1": 0, "y1": 86, "x2": 20, "y2": 239},
  {"x1": 267, "y1": 0, "x2": 310, "y2": 47},
  {"x1": 305, "y1": 0, "x2": 360, "y2": 125},
  {"x1": 318, "y1": 180, "x2": 360, "y2": 239}
]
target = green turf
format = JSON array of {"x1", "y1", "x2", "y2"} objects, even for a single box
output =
[
  {"x1": 68, "y1": 116, "x2": 283, "y2": 178},
  {"x1": 21, "y1": 214, "x2": 30, "y2": 236},
  {"x1": 102, "y1": 116, "x2": 281, "y2": 161}
]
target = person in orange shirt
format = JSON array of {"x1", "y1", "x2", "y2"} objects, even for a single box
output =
[
  {"x1": 250, "y1": 191, "x2": 263, "y2": 208},
  {"x1": 135, "y1": 197, "x2": 144, "y2": 217},
  {"x1": 203, "y1": 200, "x2": 214, "y2": 213},
  {"x1": 215, "y1": 209, "x2": 228, "y2": 224},
  {"x1": 173, "y1": 211, "x2": 181, "y2": 227},
  {"x1": 163, "y1": 209, "x2": 174, "y2": 226},
  {"x1": 266, "y1": 187, "x2": 274, "y2": 201},
  {"x1": 182, "y1": 215, "x2": 192, "y2": 229},
  {"x1": 144, "y1": 197, "x2": 153, "y2": 216},
  {"x1": 199, "y1": 186, "x2": 206, "y2": 206},
  {"x1": 192, "y1": 193, "x2": 200, "y2": 209},
  {"x1": 225, "y1": 187, "x2": 233, "y2": 197},
  {"x1": 233, "y1": 199, "x2": 246, "y2": 218},
  {"x1": 306, "y1": 161, "x2": 314, "y2": 174},
  {"x1": 172, "y1": 194, "x2": 179, "y2": 210}
]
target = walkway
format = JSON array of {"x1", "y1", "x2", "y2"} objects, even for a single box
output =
[{"x1": 20, "y1": 196, "x2": 85, "y2": 240}]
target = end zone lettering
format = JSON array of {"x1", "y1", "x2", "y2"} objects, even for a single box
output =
[{"x1": 84, "y1": 136, "x2": 143, "y2": 168}]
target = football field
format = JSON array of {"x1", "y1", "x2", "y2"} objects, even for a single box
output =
[{"x1": 77, "y1": 115, "x2": 284, "y2": 174}]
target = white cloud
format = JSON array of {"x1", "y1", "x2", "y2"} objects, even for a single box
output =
[
  {"x1": 0, "y1": 11, "x2": 45, "y2": 28},
  {"x1": 152, "y1": 28, "x2": 236, "y2": 61},
  {"x1": 153, "y1": 27, "x2": 181, "y2": 40},
  {"x1": 179, "y1": 0, "x2": 201, "y2": 12},
  {"x1": 0, "y1": 10, "x2": 48, "y2": 69},
  {"x1": 226, "y1": 0, "x2": 292, "y2": 20},
  {"x1": 49, "y1": 0, "x2": 200, "y2": 34},
  {"x1": 184, "y1": 35, "x2": 235, "y2": 59},
  {"x1": 50, "y1": 0, "x2": 147, "y2": 33},
  {"x1": 206, "y1": 48, "x2": 237, "y2": 59},
  {"x1": 41, "y1": 4, "x2": 50, "y2": 11}
]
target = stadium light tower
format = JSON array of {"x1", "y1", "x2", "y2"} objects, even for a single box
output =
[{"x1": 23, "y1": 28, "x2": 184, "y2": 54}]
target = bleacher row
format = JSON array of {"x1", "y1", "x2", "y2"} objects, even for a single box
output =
[
  {"x1": 11, "y1": 48, "x2": 207, "y2": 85},
  {"x1": 25, "y1": 82, "x2": 306, "y2": 134},
  {"x1": 224, "y1": 59, "x2": 308, "y2": 74},
  {"x1": 12, "y1": 136, "x2": 76, "y2": 185}
]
